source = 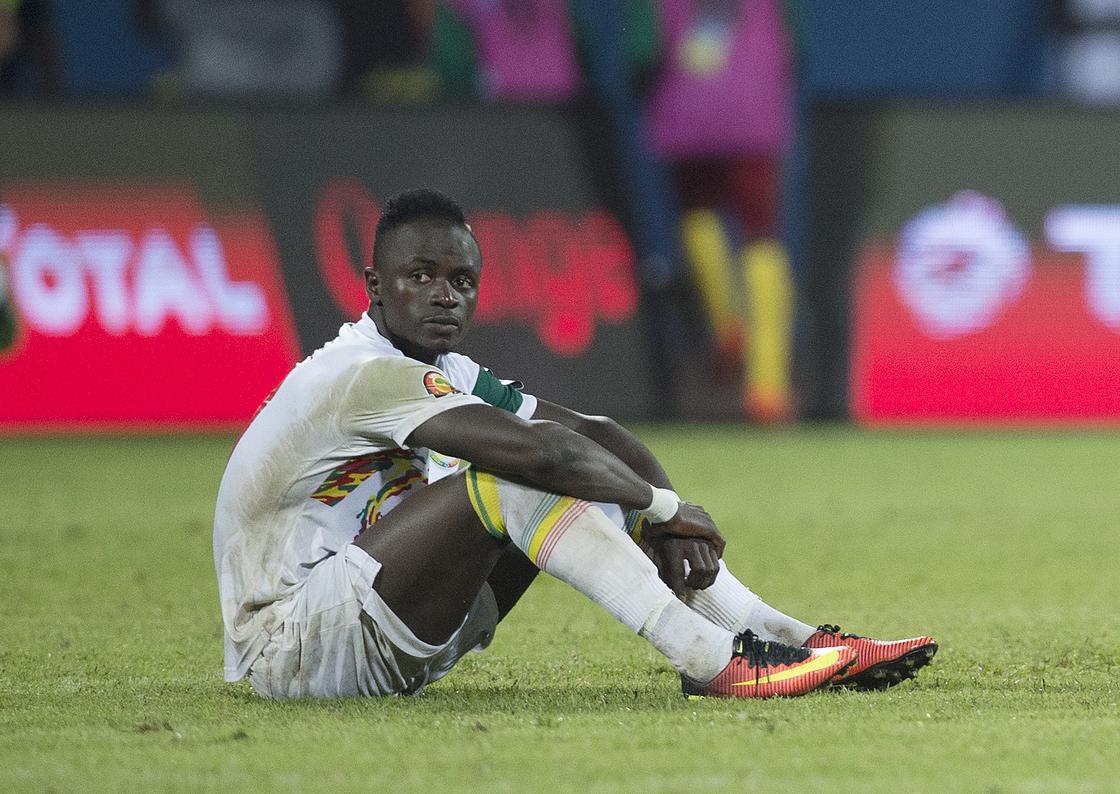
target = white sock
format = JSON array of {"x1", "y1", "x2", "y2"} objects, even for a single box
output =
[
  {"x1": 640, "y1": 597, "x2": 733, "y2": 682},
  {"x1": 468, "y1": 471, "x2": 732, "y2": 682},
  {"x1": 684, "y1": 560, "x2": 817, "y2": 646}
]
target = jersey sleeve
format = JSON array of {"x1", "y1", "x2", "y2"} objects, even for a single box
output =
[
  {"x1": 343, "y1": 357, "x2": 486, "y2": 447},
  {"x1": 471, "y1": 366, "x2": 538, "y2": 419}
]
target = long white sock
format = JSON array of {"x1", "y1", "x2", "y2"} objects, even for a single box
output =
[
  {"x1": 466, "y1": 470, "x2": 732, "y2": 682},
  {"x1": 684, "y1": 561, "x2": 817, "y2": 646}
]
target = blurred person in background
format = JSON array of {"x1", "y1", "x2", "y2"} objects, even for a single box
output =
[
  {"x1": 433, "y1": 0, "x2": 580, "y2": 102},
  {"x1": 139, "y1": 0, "x2": 343, "y2": 98},
  {"x1": 646, "y1": 0, "x2": 795, "y2": 423},
  {"x1": 1052, "y1": 0, "x2": 1120, "y2": 102},
  {"x1": 0, "y1": 0, "x2": 60, "y2": 96},
  {"x1": 333, "y1": 0, "x2": 438, "y2": 101}
]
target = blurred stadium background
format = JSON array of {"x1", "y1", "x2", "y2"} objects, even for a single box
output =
[
  {"x1": 4, "y1": 2, "x2": 1120, "y2": 790},
  {"x1": 3, "y1": 0, "x2": 1119, "y2": 429}
]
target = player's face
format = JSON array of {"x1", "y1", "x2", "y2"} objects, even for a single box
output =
[{"x1": 365, "y1": 218, "x2": 481, "y2": 364}]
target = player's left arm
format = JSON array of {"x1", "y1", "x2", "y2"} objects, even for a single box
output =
[
  {"x1": 531, "y1": 399, "x2": 719, "y2": 594},
  {"x1": 531, "y1": 399, "x2": 673, "y2": 490}
]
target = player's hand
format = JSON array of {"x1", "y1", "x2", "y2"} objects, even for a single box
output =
[
  {"x1": 643, "y1": 502, "x2": 725, "y2": 556},
  {"x1": 643, "y1": 502, "x2": 725, "y2": 597},
  {"x1": 650, "y1": 536, "x2": 721, "y2": 598}
]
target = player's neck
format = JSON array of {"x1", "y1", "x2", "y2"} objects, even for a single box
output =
[{"x1": 368, "y1": 310, "x2": 440, "y2": 365}]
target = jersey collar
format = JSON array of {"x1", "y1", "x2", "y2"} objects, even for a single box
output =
[
  {"x1": 345, "y1": 313, "x2": 400, "y2": 354},
  {"x1": 350, "y1": 313, "x2": 453, "y2": 369}
]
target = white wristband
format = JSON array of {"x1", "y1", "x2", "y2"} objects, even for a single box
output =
[{"x1": 642, "y1": 486, "x2": 681, "y2": 524}]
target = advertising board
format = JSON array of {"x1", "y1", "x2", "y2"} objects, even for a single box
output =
[
  {"x1": 245, "y1": 105, "x2": 652, "y2": 418},
  {"x1": 0, "y1": 100, "x2": 303, "y2": 432},
  {"x1": 808, "y1": 105, "x2": 1120, "y2": 424},
  {"x1": 0, "y1": 104, "x2": 652, "y2": 430}
]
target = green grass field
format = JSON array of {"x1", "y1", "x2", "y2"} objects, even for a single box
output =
[{"x1": 2, "y1": 429, "x2": 1118, "y2": 792}]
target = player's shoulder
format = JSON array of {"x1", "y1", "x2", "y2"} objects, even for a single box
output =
[
  {"x1": 348, "y1": 352, "x2": 461, "y2": 404},
  {"x1": 294, "y1": 318, "x2": 398, "y2": 375},
  {"x1": 436, "y1": 350, "x2": 482, "y2": 392}
]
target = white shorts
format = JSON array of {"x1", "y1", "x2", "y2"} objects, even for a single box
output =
[{"x1": 248, "y1": 544, "x2": 499, "y2": 699}]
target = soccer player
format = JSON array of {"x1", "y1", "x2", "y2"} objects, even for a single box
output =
[{"x1": 214, "y1": 189, "x2": 936, "y2": 700}]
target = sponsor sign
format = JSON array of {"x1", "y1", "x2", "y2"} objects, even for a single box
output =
[
  {"x1": 853, "y1": 195, "x2": 1120, "y2": 423},
  {"x1": 0, "y1": 185, "x2": 299, "y2": 430},
  {"x1": 0, "y1": 104, "x2": 655, "y2": 429},
  {"x1": 806, "y1": 104, "x2": 1120, "y2": 423},
  {"x1": 249, "y1": 106, "x2": 653, "y2": 418},
  {"x1": 313, "y1": 179, "x2": 639, "y2": 358}
]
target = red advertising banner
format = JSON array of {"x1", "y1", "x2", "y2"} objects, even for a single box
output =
[
  {"x1": 0, "y1": 185, "x2": 300, "y2": 431},
  {"x1": 852, "y1": 195, "x2": 1120, "y2": 424},
  {"x1": 313, "y1": 178, "x2": 639, "y2": 359}
]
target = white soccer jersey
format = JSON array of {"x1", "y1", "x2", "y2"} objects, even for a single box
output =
[{"x1": 213, "y1": 314, "x2": 538, "y2": 682}]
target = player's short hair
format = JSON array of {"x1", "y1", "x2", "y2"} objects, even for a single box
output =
[{"x1": 372, "y1": 188, "x2": 470, "y2": 269}]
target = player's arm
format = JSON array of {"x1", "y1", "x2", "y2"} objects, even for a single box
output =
[
  {"x1": 530, "y1": 399, "x2": 673, "y2": 490},
  {"x1": 410, "y1": 404, "x2": 658, "y2": 512},
  {"x1": 528, "y1": 399, "x2": 722, "y2": 595},
  {"x1": 407, "y1": 404, "x2": 724, "y2": 557}
]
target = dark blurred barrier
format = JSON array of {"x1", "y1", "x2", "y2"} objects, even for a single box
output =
[
  {"x1": 803, "y1": 103, "x2": 1120, "y2": 425},
  {"x1": 0, "y1": 103, "x2": 652, "y2": 432}
]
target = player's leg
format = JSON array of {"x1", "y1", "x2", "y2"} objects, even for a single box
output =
[
  {"x1": 605, "y1": 504, "x2": 936, "y2": 691},
  {"x1": 485, "y1": 545, "x2": 539, "y2": 621},
  {"x1": 352, "y1": 472, "x2": 508, "y2": 645},
  {"x1": 682, "y1": 559, "x2": 815, "y2": 645},
  {"x1": 356, "y1": 470, "x2": 732, "y2": 678},
  {"x1": 610, "y1": 507, "x2": 815, "y2": 646},
  {"x1": 353, "y1": 481, "x2": 686, "y2": 646},
  {"x1": 462, "y1": 470, "x2": 855, "y2": 697},
  {"x1": 359, "y1": 470, "x2": 853, "y2": 697}
]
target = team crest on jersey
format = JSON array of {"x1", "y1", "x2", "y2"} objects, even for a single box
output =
[{"x1": 423, "y1": 371, "x2": 457, "y2": 398}]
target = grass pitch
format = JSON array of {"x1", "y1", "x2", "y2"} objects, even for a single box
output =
[{"x1": 2, "y1": 428, "x2": 1118, "y2": 792}]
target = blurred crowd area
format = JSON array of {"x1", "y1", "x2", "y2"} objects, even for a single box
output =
[
  {"x1": 4, "y1": 1, "x2": 1120, "y2": 102},
  {"x1": 2, "y1": 0, "x2": 1118, "y2": 421}
]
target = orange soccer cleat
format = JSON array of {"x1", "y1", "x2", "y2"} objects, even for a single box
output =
[
  {"x1": 682, "y1": 630, "x2": 857, "y2": 699},
  {"x1": 804, "y1": 624, "x2": 937, "y2": 690}
]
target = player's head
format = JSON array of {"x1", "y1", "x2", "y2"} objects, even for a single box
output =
[{"x1": 365, "y1": 189, "x2": 481, "y2": 364}]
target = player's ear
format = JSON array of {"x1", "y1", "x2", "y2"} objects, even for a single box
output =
[{"x1": 364, "y1": 267, "x2": 382, "y2": 305}]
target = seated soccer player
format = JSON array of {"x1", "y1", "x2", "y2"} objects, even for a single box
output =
[{"x1": 213, "y1": 189, "x2": 936, "y2": 699}]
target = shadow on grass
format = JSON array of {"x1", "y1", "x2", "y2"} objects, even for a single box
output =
[{"x1": 220, "y1": 679, "x2": 698, "y2": 717}]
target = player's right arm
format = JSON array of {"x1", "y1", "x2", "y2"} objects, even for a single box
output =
[
  {"x1": 526, "y1": 399, "x2": 724, "y2": 594},
  {"x1": 409, "y1": 405, "x2": 685, "y2": 517},
  {"x1": 412, "y1": 405, "x2": 724, "y2": 556},
  {"x1": 345, "y1": 356, "x2": 725, "y2": 558}
]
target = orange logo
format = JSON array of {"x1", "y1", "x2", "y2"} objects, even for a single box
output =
[{"x1": 423, "y1": 371, "x2": 456, "y2": 398}]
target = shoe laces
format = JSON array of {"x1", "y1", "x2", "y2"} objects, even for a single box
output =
[
  {"x1": 733, "y1": 629, "x2": 810, "y2": 667},
  {"x1": 816, "y1": 624, "x2": 863, "y2": 639}
]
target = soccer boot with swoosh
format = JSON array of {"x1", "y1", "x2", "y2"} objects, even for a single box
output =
[
  {"x1": 804, "y1": 624, "x2": 937, "y2": 690},
  {"x1": 682, "y1": 629, "x2": 857, "y2": 699}
]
